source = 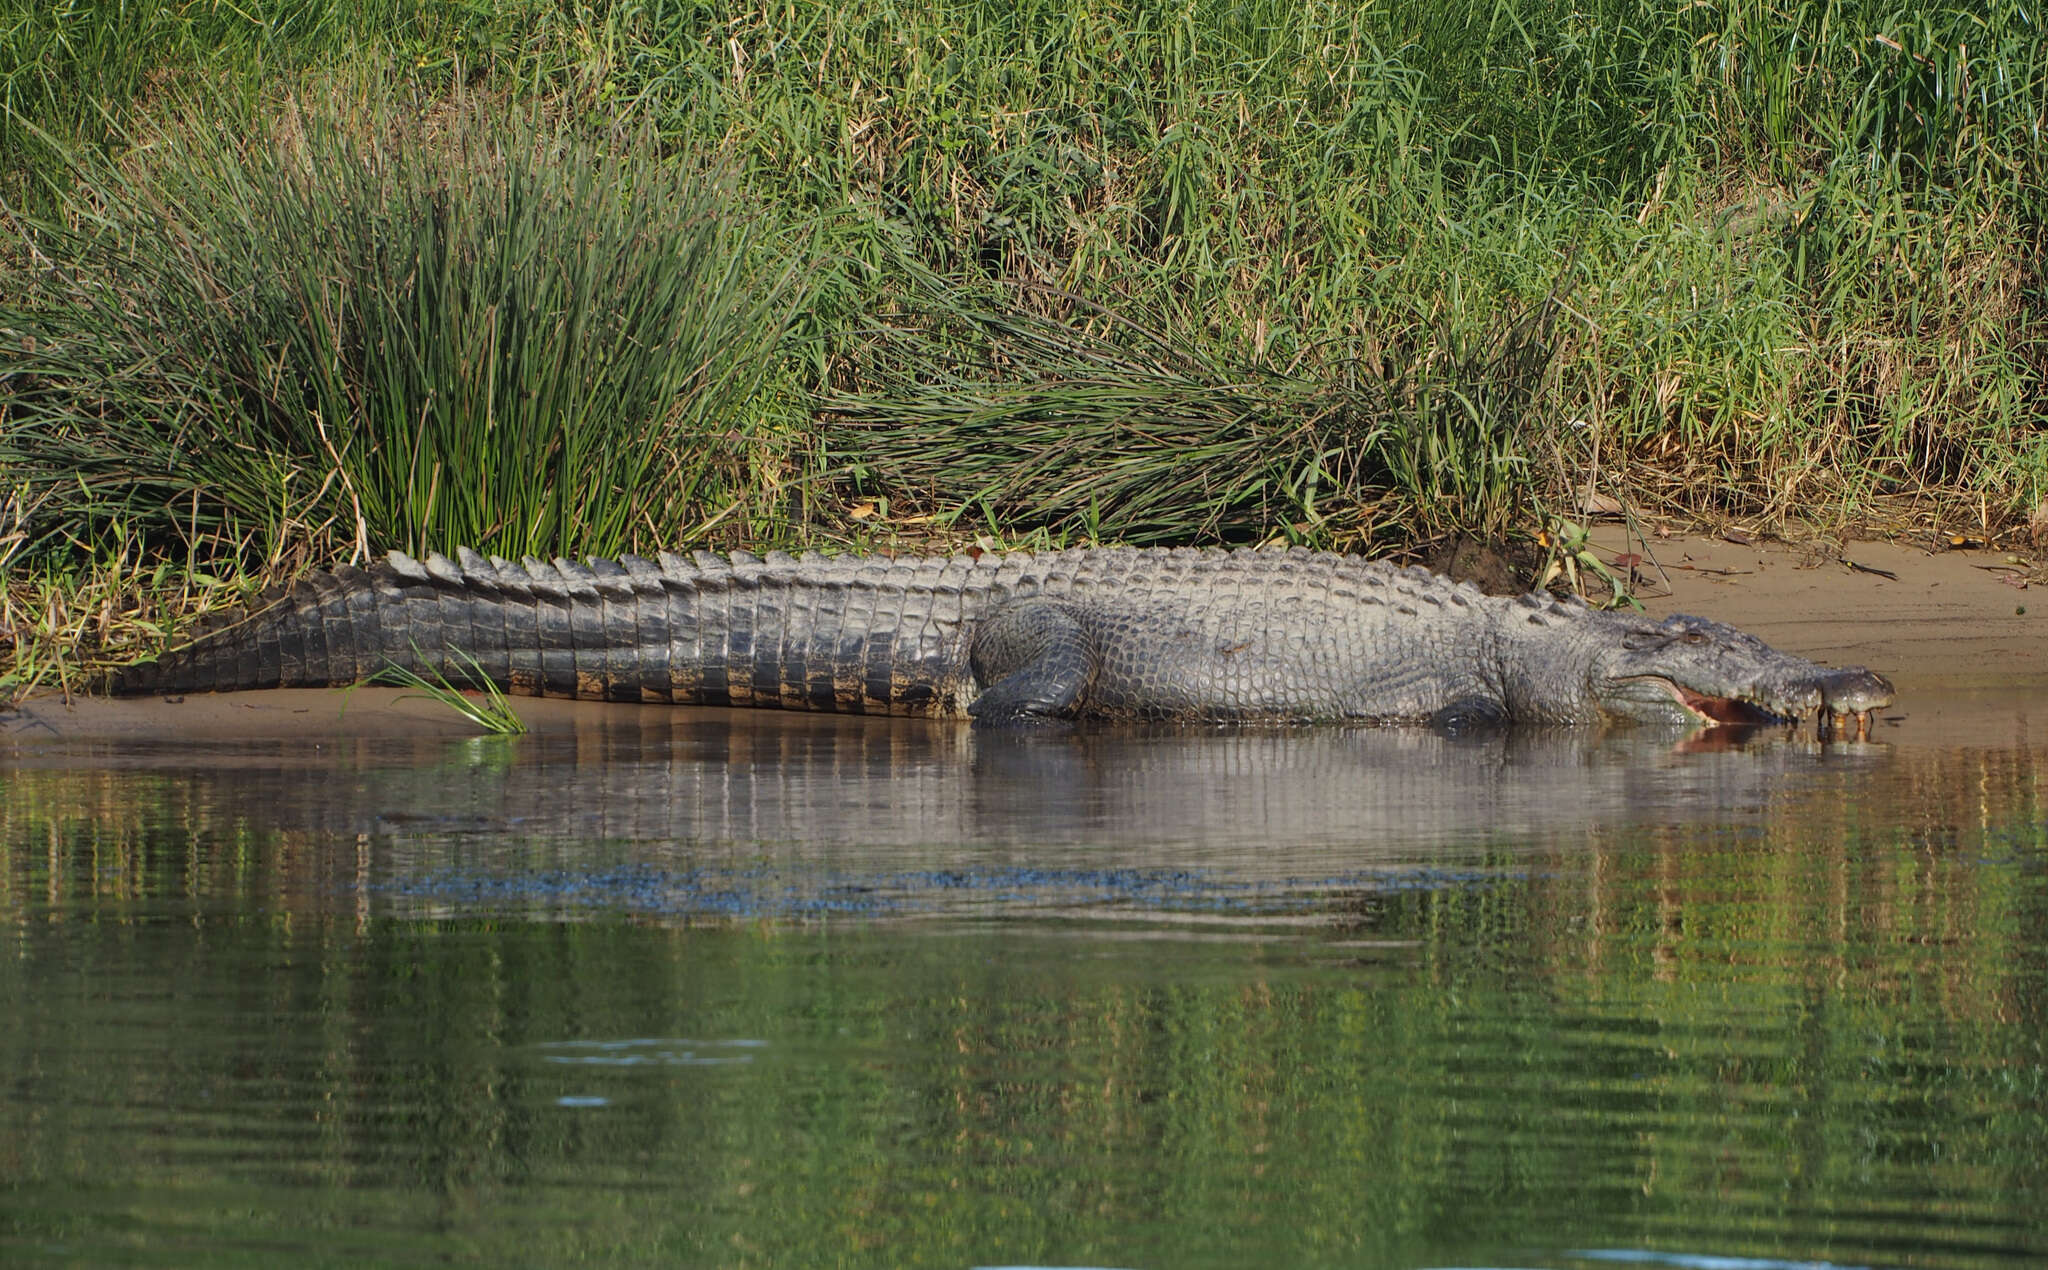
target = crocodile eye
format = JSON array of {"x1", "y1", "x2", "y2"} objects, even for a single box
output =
[{"x1": 1682, "y1": 631, "x2": 1710, "y2": 645}]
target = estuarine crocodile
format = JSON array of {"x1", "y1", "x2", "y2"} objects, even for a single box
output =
[{"x1": 110, "y1": 546, "x2": 1894, "y2": 733}]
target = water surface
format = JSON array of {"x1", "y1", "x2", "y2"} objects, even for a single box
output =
[{"x1": 3, "y1": 691, "x2": 2044, "y2": 1267}]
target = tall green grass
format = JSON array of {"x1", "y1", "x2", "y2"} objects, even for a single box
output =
[
  {"x1": 826, "y1": 264, "x2": 1558, "y2": 546},
  {"x1": 0, "y1": 0, "x2": 571, "y2": 208},
  {"x1": 600, "y1": 0, "x2": 2044, "y2": 534},
  {"x1": 4, "y1": 79, "x2": 818, "y2": 562},
  {"x1": 2, "y1": 0, "x2": 2045, "y2": 594}
]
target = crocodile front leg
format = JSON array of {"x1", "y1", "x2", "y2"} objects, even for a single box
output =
[{"x1": 966, "y1": 599, "x2": 1101, "y2": 722}]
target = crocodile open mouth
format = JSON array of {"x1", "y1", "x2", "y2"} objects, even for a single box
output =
[
  {"x1": 1663, "y1": 681, "x2": 1878, "y2": 739},
  {"x1": 1670, "y1": 683, "x2": 1785, "y2": 726}
]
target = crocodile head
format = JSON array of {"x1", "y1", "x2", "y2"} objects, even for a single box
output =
[{"x1": 1587, "y1": 612, "x2": 1893, "y2": 734}]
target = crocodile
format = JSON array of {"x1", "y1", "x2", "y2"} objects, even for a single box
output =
[{"x1": 109, "y1": 545, "x2": 1894, "y2": 734}]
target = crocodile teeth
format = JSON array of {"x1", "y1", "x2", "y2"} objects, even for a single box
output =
[{"x1": 1814, "y1": 706, "x2": 1876, "y2": 742}]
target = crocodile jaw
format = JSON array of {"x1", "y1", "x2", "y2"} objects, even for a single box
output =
[
  {"x1": 1609, "y1": 667, "x2": 1894, "y2": 736},
  {"x1": 1581, "y1": 608, "x2": 1897, "y2": 735}
]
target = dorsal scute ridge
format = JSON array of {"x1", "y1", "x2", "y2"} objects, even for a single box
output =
[
  {"x1": 586, "y1": 556, "x2": 642, "y2": 598},
  {"x1": 546, "y1": 560, "x2": 596, "y2": 600},
  {"x1": 470, "y1": 553, "x2": 528, "y2": 598},
  {"x1": 517, "y1": 557, "x2": 561, "y2": 598},
  {"x1": 421, "y1": 551, "x2": 466, "y2": 587},
  {"x1": 449, "y1": 546, "x2": 510, "y2": 591},
  {"x1": 384, "y1": 550, "x2": 429, "y2": 583},
  {"x1": 371, "y1": 544, "x2": 1524, "y2": 608}
]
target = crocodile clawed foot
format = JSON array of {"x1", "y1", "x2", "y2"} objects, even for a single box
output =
[{"x1": 1815, "y1": 706, "x2": 1879, "y2": 741}]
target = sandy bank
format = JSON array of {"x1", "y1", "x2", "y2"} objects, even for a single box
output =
[{"x1": 1591, "y1": 533, "x2": 2043, "y2": 693}]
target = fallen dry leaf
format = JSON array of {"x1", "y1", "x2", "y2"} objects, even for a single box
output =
[{"x1": 1577, "y1": 487, "x2": 1623, "y2": 516}]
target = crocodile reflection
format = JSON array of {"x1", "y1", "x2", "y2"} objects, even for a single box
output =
[{"x1": 75, "y1": 712, "x2": 1889, "y2": 857}]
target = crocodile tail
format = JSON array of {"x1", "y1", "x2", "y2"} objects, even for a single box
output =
[
  {"x1": 109, "y1": 549, "x2": 538, "y2": 698},
  {"x1": 115, "y1": 561, "x2": 391, "y2": 696},
  {"x1": 109, "y1": 545, "x2": 974, "y2": 711},
  {"x1": 108, "y1": 547, "x2": 753, "y2": 704}
]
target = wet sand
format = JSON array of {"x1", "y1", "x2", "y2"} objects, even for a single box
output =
[{"x1": 5, "y1": 535, "x2": 2040, "y2": 745}]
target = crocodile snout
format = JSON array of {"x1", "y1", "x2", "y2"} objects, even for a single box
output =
[
  {"x1": 1808, "y1": 666, "x2": 1893, "y2": 740},
  {"x1": 1819, "y1": 667, "x2": 1894, "y2": 714}
]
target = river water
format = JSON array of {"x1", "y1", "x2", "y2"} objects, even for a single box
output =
[{"x1": 3, "y1": 687, "x2": 2044, "y2": 1268}]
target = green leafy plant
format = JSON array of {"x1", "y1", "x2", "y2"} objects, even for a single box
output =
[
  {"x1": 1537, "y1": 518, "x2": 1639, "y2": 610},
  {"x1": 368, "y1": 646, "x2": 527, "y2": 736}
]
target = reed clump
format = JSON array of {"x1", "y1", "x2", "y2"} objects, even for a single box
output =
[{"x1": 4, "y1": 77, "x2": 817, "y2": 565}]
